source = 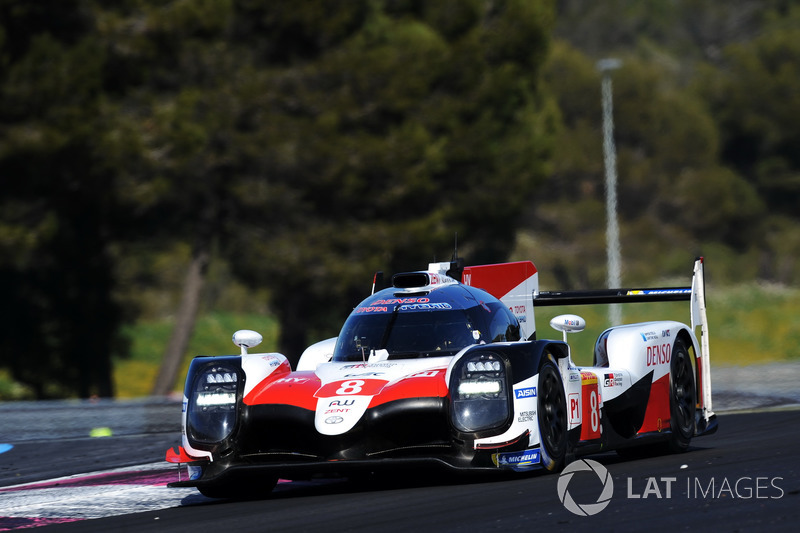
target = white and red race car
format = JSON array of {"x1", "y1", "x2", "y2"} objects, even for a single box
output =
[{"x1": 167, "y1": 258, "x2": 717, "y2": 498}]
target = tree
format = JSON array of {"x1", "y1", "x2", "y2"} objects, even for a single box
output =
[
  {"x1": 2, "y1": 0, "x2": 559, "y2": 395},
  {"x1": 691, "y1": 5, "x2": 800, "y2": 282},
  {"x1": 695, "y1": 6, "x2": 800, "y2": 216},
  {"x1": 0, "y1": 5, "x2": 139, "y2": 397},
  {"x1": 224, "y1": 0, "x2": 558, "y2": 364},
  {"x1": 516, "y1": 38, "x2": 772, "y2": 289}
]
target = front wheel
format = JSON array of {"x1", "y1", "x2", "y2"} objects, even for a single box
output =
[
  {"x1": 538, "y1": 356, "x2": 568, "y2": 471},
  {"x1": 667, "y1": 339, "x2": 696, "y2": 452}
]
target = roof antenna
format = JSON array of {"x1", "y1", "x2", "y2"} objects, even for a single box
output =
[{"x1": 447, "y1": 232, "x2": 464, "y2": 281}]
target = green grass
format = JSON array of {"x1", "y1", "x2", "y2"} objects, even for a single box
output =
[
  {"x1": 1, "y1": 283, "x2": 797, "y2": 400},
  {"x1": 707, "y1": 284, "x2": 800, "y2": 365},
  {"x1": 535, "y1": 283, "x2": 800, "y2": 367},
  {"x1": 113, "y1": 311, "x2": 278, "y2": 397}
]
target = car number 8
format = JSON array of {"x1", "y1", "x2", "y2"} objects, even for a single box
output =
[
  {"x1": 590, "y1": 390, "x2": 599, "y2": 432},
  {"x1": 335, "y1": 380, "x2": 365, "y2": 395}
]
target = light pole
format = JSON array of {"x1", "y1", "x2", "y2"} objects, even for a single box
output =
[{"x1": 597, "y1": 58, "x2": 622, "y2": 325}]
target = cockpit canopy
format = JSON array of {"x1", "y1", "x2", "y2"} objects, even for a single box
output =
[{"x1": 333, "y1": 284, "x2": 521, "y2": 362}]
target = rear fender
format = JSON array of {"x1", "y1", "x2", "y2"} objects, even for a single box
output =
[{"x1": 601, "y1": 321, "x2": 697, "y2": 384}]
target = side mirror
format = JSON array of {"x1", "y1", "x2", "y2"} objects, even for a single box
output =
[
  {"x1": 233, "y1": 330, "x2": 263, "y2": 355},
  {"x1": 549, "y1": 314, "x2": 586, "y2": 343}
]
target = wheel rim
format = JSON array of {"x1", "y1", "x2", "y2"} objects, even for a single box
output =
[
  {"x1": 541, "y1": 366, "x2": 566, "y2": 455},
  {"x1": 671, "y1": 347, "x2": 695, "y2": 437}
]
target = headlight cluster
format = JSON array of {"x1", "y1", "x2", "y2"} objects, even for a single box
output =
[
  {"x1": 187, "y1": 360, "x2": 240, "y2": 447},
  {"x1": 450, "y1": 352, "x2": 510, "y2": 433}
]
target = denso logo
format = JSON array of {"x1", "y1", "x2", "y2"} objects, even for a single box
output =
[
  {"x1": 373, "y1": 297, "x2": 430, "y2": 305},
  {"x1": 647, "y1": 344, "x2": 672, "y2": 366},
  {"x1": 515, "y1": 387, "x2": 537, "y2": 399}
]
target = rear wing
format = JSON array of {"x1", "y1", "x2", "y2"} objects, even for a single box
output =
[{"x1": 535, "y1": 258, "x2": 712, "y2": 419}]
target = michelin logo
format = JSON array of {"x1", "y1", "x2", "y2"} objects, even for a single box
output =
[
  {"x1": 514, "y1": 386, "x2": 537, "y2": 399},
  {"x1": 493, "y1": 449, "x2": 541, "y2": 471}
]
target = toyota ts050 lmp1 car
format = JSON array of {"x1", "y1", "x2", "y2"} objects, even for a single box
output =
[{"x1": 166, "y1": 258, "x2": 717, "y2": 498}]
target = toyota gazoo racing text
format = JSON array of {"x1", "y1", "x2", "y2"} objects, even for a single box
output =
[{"x1": 166, "y1": 258, "x2": 717, "y2": 498}]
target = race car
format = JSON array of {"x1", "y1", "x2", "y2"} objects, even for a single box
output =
[{"x1": 166, "y1": 257, "x2": 717, "y2": 498}]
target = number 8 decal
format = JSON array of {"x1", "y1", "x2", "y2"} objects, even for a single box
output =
[
  {"x1": 315, "y1": 378, "x2": 388, "y2": 398},
  {"x1": 335, "y1": 380, "x2": 365, "y2": 395},
  {"x1": 579, "y1": 372, "x2": 601, "y2": 441}
]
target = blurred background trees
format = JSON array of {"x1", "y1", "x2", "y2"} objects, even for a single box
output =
[{"x1": 1, "y1": 0, "x2": 798, "y2": 398}]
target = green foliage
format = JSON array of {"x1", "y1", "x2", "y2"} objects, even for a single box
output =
[
  {"x1": 2, "y1": 0, "x2": 799, "y2": 398},
  {"x1": 520, "y1": 1, "x2": 800, "y2": 288},
  {"x1": 693, "y1": 5, "x2": 800, "y2": 220},
  {"x1": 114, "y1": 311, "x2": 278, "y2": 397},
  {"x1": 0, "y1": 3, "x2": 140, "y2": 398},
  {"x1": 218, "y1": 0, "x2": 558, "y2": 360},
  {"x1": 0, "y1": 0, "x2": 557, "y2": 395}
]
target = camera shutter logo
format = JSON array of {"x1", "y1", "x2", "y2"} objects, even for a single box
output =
[{"x1": 557, "y1": 459, "x2": 614, "y2": 516}]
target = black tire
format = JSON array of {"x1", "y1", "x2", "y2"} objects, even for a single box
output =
[
  {"x1": 198, "y1": 477, "x2": 278, "y2": 500},
  {"x1": 538, "y1": 356, "x2": 569, "y2": 472},
  {"x1": 667, "y1": 339, "x2": 696, "y2": 453}
]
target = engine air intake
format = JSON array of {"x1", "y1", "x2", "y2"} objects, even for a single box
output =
[{"x1": 392, "y1": 272, "x2": 430, "y2": 289}]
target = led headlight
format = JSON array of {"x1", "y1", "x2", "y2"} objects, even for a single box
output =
[
  {"x1": 196, "y1": 391, "x2": 237, "y2": 407},
  {"x1": 458, "y1": 379, "x2": 502, "y2": 395},
  {"x1": 450, "y1": 352, "x2": 510, "y2": 433},
  {"x1": 186, "y1": 360, "x2": 240, "y2": 447}
]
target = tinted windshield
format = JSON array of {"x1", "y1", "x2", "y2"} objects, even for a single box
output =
[{"x1": 333, "y1": 308, "x2": 482, "y2": 362}]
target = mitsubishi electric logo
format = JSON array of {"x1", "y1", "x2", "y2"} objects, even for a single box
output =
[{"x1": 557, "y1": 459, "x2": 614, "y2": 516}]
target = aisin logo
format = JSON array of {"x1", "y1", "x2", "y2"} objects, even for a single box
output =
[{"x1": 557, "y1": 459, "x2": 614, "y2": 516}]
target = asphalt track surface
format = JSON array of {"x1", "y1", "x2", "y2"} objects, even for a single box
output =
[{"x1": 1, "y1": 366, "x2": 800, "y2": 532}]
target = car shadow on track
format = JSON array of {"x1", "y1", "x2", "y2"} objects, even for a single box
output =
[{"x1": 177, "y1": 446, "x2": 715, "y2": 506}]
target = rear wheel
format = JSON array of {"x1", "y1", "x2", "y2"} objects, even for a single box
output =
[
  {"x1": 538, "y1": 356, "x2": 568, "y2": 471},
  {"x1": 667, "y1": 339, "x2": 696, "y2": 452}
]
